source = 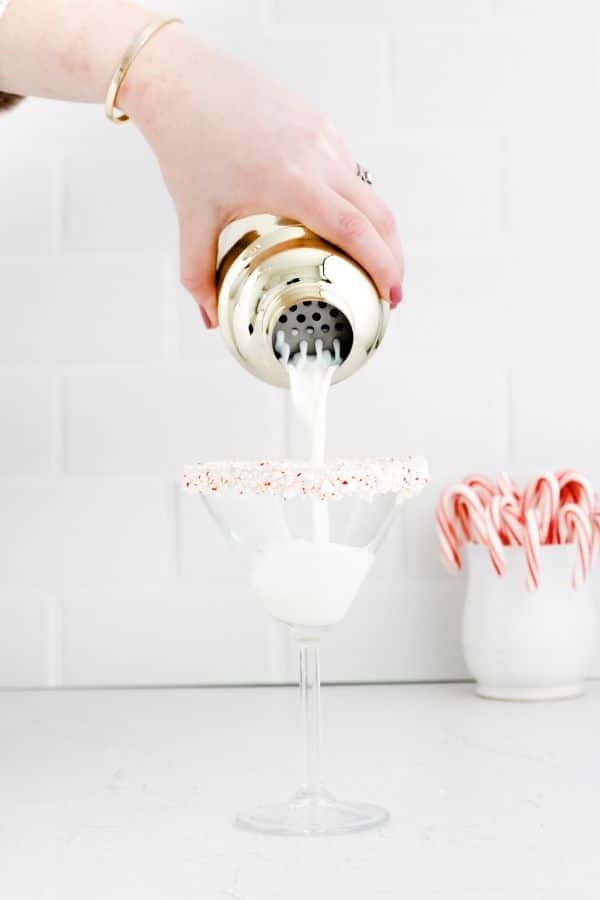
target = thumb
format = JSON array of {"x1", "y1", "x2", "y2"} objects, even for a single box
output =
[{"x1": 179, "y1": 222, "x2": 219, "y2": 328}]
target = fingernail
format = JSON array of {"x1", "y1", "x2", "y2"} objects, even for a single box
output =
[
  {"x1": 389, "y1": 283, "x2": 403, "y2": 307},
  {"x1": 200, "y1": 307, "x2": 213, "y2": 329}
]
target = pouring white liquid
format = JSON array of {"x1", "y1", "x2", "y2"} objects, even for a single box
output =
[
  {"x1": 250, "y1": 332, "x2": 374, "y2": 627},
  {"x1": 284, "y1": 336, "x2": 337, "y2": 543},
  {"x1": 285, "y1": 338, "x2": 336, "y2": 465}
]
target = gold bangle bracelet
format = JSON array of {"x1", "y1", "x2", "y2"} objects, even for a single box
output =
[{"x1": 105, "y1": 16, "x2": 182, "y2": 124}]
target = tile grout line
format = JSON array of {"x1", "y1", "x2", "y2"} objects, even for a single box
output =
[{"x1": 2, "y1": 678, "x2": 480, "y2": 693}]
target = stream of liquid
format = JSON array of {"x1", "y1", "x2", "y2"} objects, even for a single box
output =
[{"x1": 278, "y1": 335, "x2": 341, "y2": 543}]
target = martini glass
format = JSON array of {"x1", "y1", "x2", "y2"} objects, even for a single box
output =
[{"x1": 184, "y1": 457, "x2": 429, "y2": 836}]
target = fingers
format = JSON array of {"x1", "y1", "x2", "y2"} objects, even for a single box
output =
[
  {"x1": 330, "y1": 160, "x2": 404, "y2": 308},
  {"x1": 179, "y1": 222, "x2": 219, "y2": 327},
  {"x1": 288, "y1": 181, "x2": 403, "y2": 304},
  {"x1": 334, "y1": 170, "x2": 404, "y2": 276}
]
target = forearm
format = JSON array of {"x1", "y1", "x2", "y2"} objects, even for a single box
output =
[
  {"x1": 0, "y1": 0, "x2": 405, "y2": 323},
  {"x1": 0, "y1": 0, "x2": 155, "y2": 103}
]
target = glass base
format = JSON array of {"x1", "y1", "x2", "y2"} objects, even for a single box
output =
[{"x1": 235, "y1": 787, "x2": 389, "y2": 836}]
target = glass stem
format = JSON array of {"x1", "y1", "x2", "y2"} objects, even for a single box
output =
[{"x1": 298, "y1": 636, "x2": 322, "y2": 795}]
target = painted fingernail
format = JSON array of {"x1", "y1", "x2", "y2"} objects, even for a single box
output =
[
  {"x1": 200, "y1": 307, "x2": 213, "y2": 329},
  {"x1": 389, "y1": 283, "x2": 403, "y2": 307}
]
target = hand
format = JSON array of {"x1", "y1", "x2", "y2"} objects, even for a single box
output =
[{"x1": 121, "y1": 26, "x2": 404, "y2": 327}]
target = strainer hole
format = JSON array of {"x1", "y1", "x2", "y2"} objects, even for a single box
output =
[
  {"x1": 278, "y1": 315, "x2": 288, "y2": 324},
  {"x1": 290, "y1": 304, "x2": 298, "y2": 312},
  {"x1": 312, "y1": 312, "x2": 321, "y2": 322},
  {"x1": 297, "y1": 314, "x2": 306, "y2": 323},
  {"x1": 330, "y1": 308, "x2": 339, "y2": 318},
  {"x1": 306, "y1": 326, "x2": 315, "y2": 334},
  {"x1": 335, "y1": 322, "x2": 344, "y2": 331},
  {"x1": 321, "y1": 324, "x2": 330, "y2": 333},
  {"x1": 317, "y1": 301, "x2": 327, "y2": 308},
  {"x1": 302, "y1": 300, "x2": 312, "y2": 307},
  {"x1": 291, "y1": 327, "x2": 299, "y2": 336}
]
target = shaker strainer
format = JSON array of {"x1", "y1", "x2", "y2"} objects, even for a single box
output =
[{"x1": 216, "y1": 214, "x2": 389, "y2": 388}]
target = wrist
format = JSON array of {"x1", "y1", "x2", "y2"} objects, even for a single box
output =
[
  {"x1": 0, "y1": 0, "x2": 156, "y2": 103},
  {"x1": 116, "y1": 21, "x2": 194, "y2": 137}
]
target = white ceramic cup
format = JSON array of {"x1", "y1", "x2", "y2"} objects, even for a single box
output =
[{"x1": 462, "y1": 544, "x2": 598, "y2": 700}]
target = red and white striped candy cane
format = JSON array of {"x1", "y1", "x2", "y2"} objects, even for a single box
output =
[
  {"x1": 436, "y1": 485, "x2": 485, "y2": 571},
  {"x1": 497, "y1": 471, "x2": 520, "y2": 505},
  {"x1": 524, "y1": 508, "x2": 540, "y2": 591},
  {"x1": 459, "y1": 475, "x2": 494, "y2": 541},
  {"x1": 464, "y1": 474, "x2": 496, "y2": 506},
  {"x1": 558, "y1": 502, "x2": 593, "y2": 589},
  {"x1": 487, "y1": 524, "x2": 506, "y2": 576},
  {"x1": 442, "y1": 485, "x2": 505, "y2": 575},
  {"x1": 500, "y1": 497, "x2": 524, "y2": 546},
  {"x1": 494, "y1": 475, "x2": 524, "y2": 545},
  {"x1": 557, "y1": 470, "x2": 594, "y2": 517},
  {"x1": 523, "y1": 472, "x2": 560, "y2": 544},
  {"x1": 437, "y1": 471, "x2": 597, "y2": 586},
  {"x1": 435, "y1": 502, "x2": 462, "y2": 572},
  {"x1": 487, "y1": 495, "x2": 506, "y2": 545},
  {"x1": 453, "y1": 495, "x2": 473, "y2": 543},
  {"x1": 442, "y1": 485, "x2": 488, "y2": 544},
  {"x1": 488, "y1": 494, "x2": 521, "y2": 546}
]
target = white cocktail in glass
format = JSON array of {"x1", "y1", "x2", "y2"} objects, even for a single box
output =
[{"x1": 184, "y1": 456, "x2": 429, "y2": 835}]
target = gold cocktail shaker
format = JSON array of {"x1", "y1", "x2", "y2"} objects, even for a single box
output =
[{"x1": 217, "y1": 215, "x2": 389, "y2": 388}]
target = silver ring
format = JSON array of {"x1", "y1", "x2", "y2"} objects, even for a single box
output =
[{"x1": 356, "y1": 162, "x2": 373, "y2": 185}]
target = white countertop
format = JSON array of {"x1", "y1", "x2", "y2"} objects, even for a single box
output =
[{"x1": 2, "y1": 681, "x2": 599, "y2": 899}]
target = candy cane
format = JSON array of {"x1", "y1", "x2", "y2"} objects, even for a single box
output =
[
  {"x1": 498, "y1": 471, "x2": 520, "y2": 504},
  {"x1": 476, "y1": 503, "x2": 506, "y2": 576},
  {"x1": 523, "y1": 473, "x2": 560, "y2": 544},
  {"x1": 464, "y1": 474, "x2": 496, "y2": 506},
  {"x1": 437, "y1": 485, "x2": 486, "y2": 569},
  {"x1": 485, "y1": 488, "x2": 521, "y2": 544},
  {"x1": 557, "y1": 471, "x2": 594, "y2": 517},
  {"x1": 442, "y1": 485, "x2": 488, "y2": 545},
  {"x1": 558, "y1": 503, "x2": 593, "y2": 589},
  {"x1": 485, "y1": 520, "x2": 506, "y2": 576},
  {"x1": 487, "y1": 495, "x2": 503, "y2": 538},
  {"x1": 442, "y1": 485, "x2": 505, "y2": 575},
  {"x1": 499, "y1": 497, "x2": 524, "y2": 547},
  {"x1": 437, "y1": 471, "x2": 596, "y2": 588},
  {"x1": 453, "y1": 496, "x2": 473, "y2": 543},
  {"x1": 435, "y1": 503, "x2": 462, "y2": 572},
  {"x1": 524, "y1": 508, "x2": 540, "y2": 591}
]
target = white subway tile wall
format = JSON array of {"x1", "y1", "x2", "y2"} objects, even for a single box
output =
[{"x1": 2, "y1": 0, "x2": 600, "y2": 686}]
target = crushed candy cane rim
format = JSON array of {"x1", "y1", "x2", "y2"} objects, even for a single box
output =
[{"x1": 183, "y1": 456, "x2": 430, "y2": 501}]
